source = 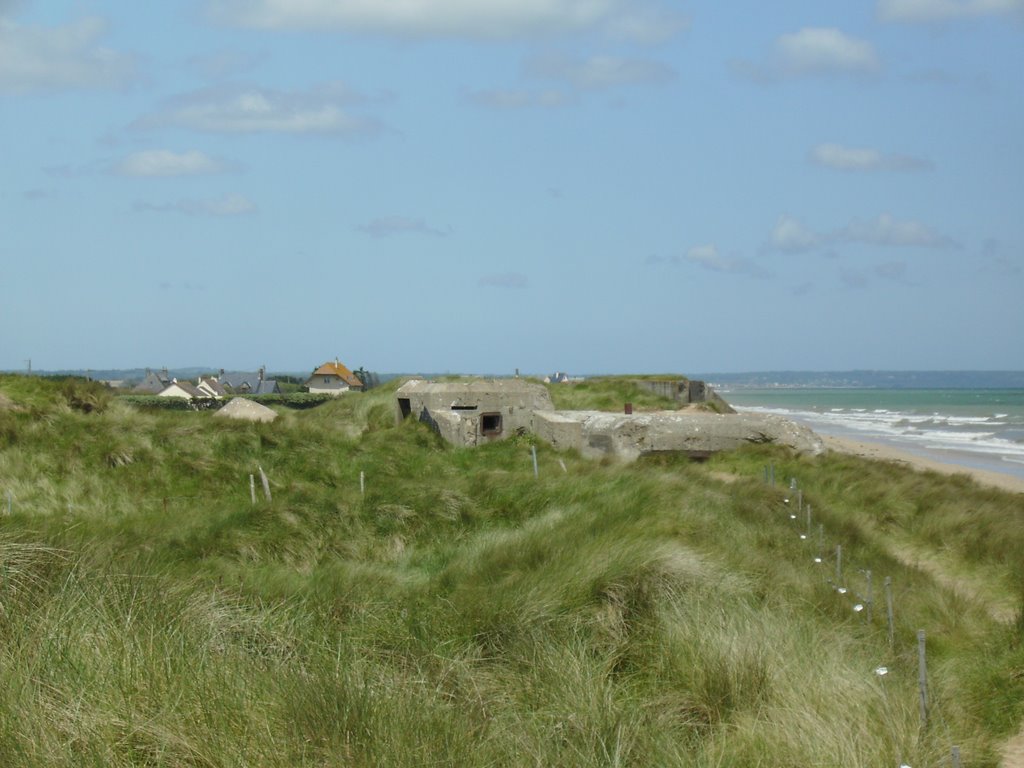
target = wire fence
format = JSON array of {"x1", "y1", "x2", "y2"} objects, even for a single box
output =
[
  {"x1": 0, "y1": 450, "x2": 998, "y2": 764},
  {"x1": 763, "y1": 462, "x2": 971, "y2": 768}
]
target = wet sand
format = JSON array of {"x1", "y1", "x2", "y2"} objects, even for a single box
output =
[{"x1": 824, "y1": 435, "x2": 1024, "y2": 494}]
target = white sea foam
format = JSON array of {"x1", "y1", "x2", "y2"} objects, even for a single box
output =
[{"x1": 735, "y1": 404, "x2": 1024, "y2": 466}]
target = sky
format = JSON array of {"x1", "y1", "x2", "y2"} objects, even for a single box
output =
[{"x1": 1, "y1": 0, "x2": 1022, "y2": 375}]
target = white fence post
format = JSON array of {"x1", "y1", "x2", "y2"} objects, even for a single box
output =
[{"x1": 258, "y1": 465, "x2": 272, "y2": 503}]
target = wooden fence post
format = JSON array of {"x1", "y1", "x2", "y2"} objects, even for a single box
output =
[
  {"x1": 249, "y1": 474, "x2": 256, "y2": 505},
  {"x1": 360, "y1": 470, "x2": 365, "y2": 497},
  {"x1": 531, "y1": 446, "x2": 539, "y2": 479}
]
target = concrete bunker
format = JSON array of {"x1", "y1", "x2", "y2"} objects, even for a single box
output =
[
  {"x1": 395, "y1": 378, "x2": 554, "y2": 447},
  {"x1": 395, "y1": 377, "x2": 822, "y2": 458}
]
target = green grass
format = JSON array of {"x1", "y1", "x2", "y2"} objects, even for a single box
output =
[
  {"x1": 0, "y1": 373, "x2": 1021, "y2": 766},
  {"x1": 545, "y1": 376, "x2": 682, "y2": 411}
]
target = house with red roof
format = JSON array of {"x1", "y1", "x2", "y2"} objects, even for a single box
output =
[{"x1": 305, "y1": 359, "x2": 364, "y2": 395}]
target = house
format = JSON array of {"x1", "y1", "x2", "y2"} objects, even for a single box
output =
[
  {"x1": 196, "y1": 376, "x2": 227, "y2": 399},
  {"x1": 219, "y1": 367, "x2": 281, "y2": 395},
  {"x1": 157, "y1": 379, "x2": 205, "y2": 399},
  {"x1": 133, "y1": 368, "x2": 171, "y2": 394},
  {"x1": 543, "y1": 372, "x2": 572, "y2": 384},
  {"x1": 306, "y1": 359, "x2": 363, "y2": 395}
]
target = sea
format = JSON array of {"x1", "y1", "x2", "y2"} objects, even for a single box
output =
[{"x1": 713, "y1": 382, "x2": 1024, "y2": 482}]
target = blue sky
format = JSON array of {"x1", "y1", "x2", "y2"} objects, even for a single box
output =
[{"x1": 2, "y1": 0, "x2": 1022, "y2": 375}]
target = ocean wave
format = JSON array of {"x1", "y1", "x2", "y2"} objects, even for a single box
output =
[{"x1": 735, "y1": 404, "x2": 1024, "y2": 462}]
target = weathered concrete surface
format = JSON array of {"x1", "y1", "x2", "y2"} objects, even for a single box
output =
[
  {"x1": 539, "y1": 410, "x2": 824, "y2": 461},
  {"x1": 532, "y1": 411, "x2": 585, "y2": 452},
  {"x1": 395, "y1": 377, "x2": 821, "y2": 458},
  {"x1": 425, "y1": 408, "x2": 478, "y2": 447},
  {"x1": 629, "y1": 379, "x2": 736, "y2": 413},
  {"x1": 214, "y1": 397, "x2": 278, "y2": 423},
  {"x1": 396, "y1": 378, "x2": 553, "y2": 446}
]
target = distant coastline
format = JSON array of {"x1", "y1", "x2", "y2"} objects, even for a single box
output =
[
  {"x1": 5, "y1": 369, "x2": 1024, "y2": 391},
  {"x1": 699, "y1": 370, "x2": 1024, "y2": 390}
]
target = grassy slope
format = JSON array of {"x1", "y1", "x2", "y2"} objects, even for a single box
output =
[{"x1": 0, "y1": 374, "x2": 1022, "y2": 766}]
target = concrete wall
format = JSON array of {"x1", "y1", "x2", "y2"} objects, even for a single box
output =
[
  {"x1": 531, "y1": 410, "x2": 824, "y2": 461},
  {"x1": 395, "y1": 377, "x2": 820, "y2": 458},
  {"x1": 308, "y1": 376, "x2": 351, "y2": 395},
  {"x1": 396, "y1": 378, "x2": 553, "y2": 446},
  {"x1": 425, "y1": 409, "x2": 478, "y2": 447},
  {"x1": 532, "y1": 411, "x2": 584, "y2": 452},
  {"x1": 631, "y1": 379, "x2": 686, "y2": 402},
  {"x1": 629, "y1": 379, "x2": 732, "y2": 411}
]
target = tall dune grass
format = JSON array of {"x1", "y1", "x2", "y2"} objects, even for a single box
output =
[{"x1": 0, "y1": 374, "x2": 1020, "y2": 765}]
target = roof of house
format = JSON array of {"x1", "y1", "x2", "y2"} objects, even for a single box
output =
[
  {"x1": 198, "y1": 376, "x2": 228, "y2": 397},
  {"x1": 219, "y1": 372, "x2": 280, "y2": 394},
  {"x1": 133, "y1": 370, "x2": 171, "y2": 394},
  {"x1": 162, "y1": 379, "x2": 204, "y2": 398},
  {"x1": 309, "y1": 360, "x2": 362, "y2": 388},
  {"x1": 220, "y1": 372, "x2": 259, "y2": 390}
]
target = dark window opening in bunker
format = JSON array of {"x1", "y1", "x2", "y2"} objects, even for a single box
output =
[
  {"x1": 452, "y1": 405, "x2": 478, "y2": 411},
  {"x1": 398, "y1": 398, "x2": 412, "y2": 418},
  {"x1": 481, "y1": 413, "x2": 502, "y2": 436}
]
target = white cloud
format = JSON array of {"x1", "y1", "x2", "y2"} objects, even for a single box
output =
[
  {"x1": 878, "y1": 0, "x2": 1024, "y2": 21},
  {"x1": 682, "y1": 244, "x2": 769, "y2": 277},
  {"x1": 206, "y1": 0, "x2": 685, "y2": 42},
  {"x1": 839, "y1": 213, "x2": 953, "y2": 247},
  {"x1": 134, "y1": 194, "x2": 256, "y2": 217},
  {"x1": 465, "y1": 88, "x2": 570, "y2": 109},
  {"x1": 0, "y1": 16, "x2": 135, "y2": 93},
  {"x1": 139, "y1": 83, "x2": 383, "y2": 137},
  {"x1": 810, "y1": 143, "x2": 931, "y2": 172},
  {"x1": 357, "y1": 216, "x2": 449, "y2": 238},
  {"x1": 525, "y1": 53, "x2": 675, "y2": 89},
  {"x1": 734, "y1": 27, "x2": 881, "y2": 82},
  {"x1": 116, "y1": 150, "x2": 227, "y2": 177},
  {"x1": 775, "y1": 28, "x2": 880, "y2": 76},
  {"x1": 768, "y1": 212, "x2": 955, "y2": 251},
  {"x1": 770, "y1": 215, "x2": 822, "y2": 253}
]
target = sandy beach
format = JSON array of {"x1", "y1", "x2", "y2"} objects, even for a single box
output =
[{"x1": 824, "y1": 435, "x2": 1024, "y2": 494}]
